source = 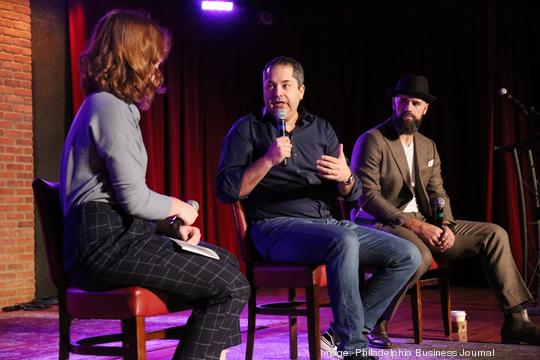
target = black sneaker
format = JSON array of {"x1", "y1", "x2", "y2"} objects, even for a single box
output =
[{"x1": 321, "y1": 328, "x2": 340, "y2": 359}]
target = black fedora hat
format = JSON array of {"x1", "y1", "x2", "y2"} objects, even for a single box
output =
[{"x1": 387, "y1": 73, "x2": 437, "y2": 103}]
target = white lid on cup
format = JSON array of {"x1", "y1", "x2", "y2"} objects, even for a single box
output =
[{"x1": 451, "y1": 310, "x2": 466, "y2": 321}]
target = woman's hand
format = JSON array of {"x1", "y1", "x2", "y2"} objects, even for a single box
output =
[
  {"x1": 170, "y1": 198, "x2": 199, "y2": 226},
  {"x1": 177, "y1": 225, "x2": 201, "y2": 245}
]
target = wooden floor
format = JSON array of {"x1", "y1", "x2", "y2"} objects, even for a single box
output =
[
  {"x1": 263, "y1": 285, "x2": 514, "y2": 344},
  {"x1": 2, "y1": 285, "x2": 540, "y2": 359},
  {"x1": 387, "y1": 285, "x2": 505, "y2": 343}
]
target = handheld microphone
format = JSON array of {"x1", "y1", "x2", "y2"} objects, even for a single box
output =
[
  {"x1": 498, "y1": 88, "x2": 508, "y2": 96},
  {"x1": 498, "y1": 88, "x2": 529, "y2": 115},
  {"x1": 276, "y1": 109, "x2": 288, "y2": 166},
  {"x1": 170, "y1": 200, "x2": 199, "y2": 230},
  {"x1": 434, "y1": 197, "x2": 445, "y2": 228}
]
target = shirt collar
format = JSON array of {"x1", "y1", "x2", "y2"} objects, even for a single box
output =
[{"x1": 261, "y1": 105, "x2": 313, "y2": 126}]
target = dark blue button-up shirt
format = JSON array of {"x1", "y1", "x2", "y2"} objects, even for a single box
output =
[{"x1": 216, "y1": 108, "x2": 361, "y2": 222}]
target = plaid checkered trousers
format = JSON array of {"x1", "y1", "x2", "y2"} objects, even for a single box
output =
[{"x1": 63, "y1": 201, "x2": 250, "y2": 359}]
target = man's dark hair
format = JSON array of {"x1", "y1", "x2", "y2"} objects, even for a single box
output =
[{"x1": 262, "y1": 56, "x2": 305, "y2": 87}]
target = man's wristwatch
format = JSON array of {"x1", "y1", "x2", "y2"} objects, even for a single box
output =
[
  {"x1": 343, "y1": 173, "x2": 354, "y2": 185},
  {"x1": 443, "y1": 222, "x2": 456, "y2": 233}
]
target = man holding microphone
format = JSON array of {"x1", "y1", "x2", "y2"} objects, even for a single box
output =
[{"x1": 217, "y1": 57, "x2": 420, "y2": 359}]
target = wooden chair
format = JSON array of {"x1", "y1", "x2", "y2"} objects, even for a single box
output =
[
  {"x1": 231, "y1": 201, "x2": 329, "y2": 360},
  {"x1": 409, "y1": 262, "x2": 451, "y2": 343},
  {"x1": 32, "y1": 178, "x2": 190, "y2": 359}
]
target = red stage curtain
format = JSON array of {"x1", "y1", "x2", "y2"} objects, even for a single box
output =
[{"x1": 67, "y1": 0, "x2": 539, "y2": 279}]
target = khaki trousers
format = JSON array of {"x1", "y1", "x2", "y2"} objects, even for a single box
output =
[{"x1": 372, "y1": 213, "x2": 532, "y2": 321}]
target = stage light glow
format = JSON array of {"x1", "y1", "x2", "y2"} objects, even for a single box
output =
[{"x1": 201, "y1": 1, "x2": 234, "y2": 12}]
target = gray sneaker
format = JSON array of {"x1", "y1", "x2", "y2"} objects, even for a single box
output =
[{"x1": 321, "y1": 328, "x2": 340, "y2": 359}]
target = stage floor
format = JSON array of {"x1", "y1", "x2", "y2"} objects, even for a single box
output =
[{"x1": 1, "y1": 286, "x2": 540, "y2": 359}]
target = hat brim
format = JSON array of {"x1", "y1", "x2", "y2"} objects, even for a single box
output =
[{"x1": 387, "y1": 89, "x2": 437, "y2": 103}]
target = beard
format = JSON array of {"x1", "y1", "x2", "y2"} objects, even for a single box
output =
[{"x1": 393, "y1": 111, "x2": 423, "y2": 134}]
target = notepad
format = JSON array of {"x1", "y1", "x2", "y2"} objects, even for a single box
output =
[{"x1": 166, "y1": 236, "x2": 220, "y2": 259}]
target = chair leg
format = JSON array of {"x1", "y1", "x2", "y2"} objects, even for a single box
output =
[
  {"x1": 58, "y1": 309, "x2": 71, "y2": 359},
  {"x1": 440, "y1": 274, "x2": 452, "y2": 336},
  {"x1": 306, "y1": 285, "x2": 321, "y2": 360},
  {"x1": 58, "y1": 294, "x2": 70, "y2": 360},
  {"x1": 245, "y1": 286, "x2": 256, "y2": 360},
  {"x1": 121, "y1": 317, "x2": 146, "y2": 359},
  {"x1": 288, "y1": 288, "x2": 298, "y2": 360},
  {"x1": 410, "y1": 281, "x2": 423, "y2": 344}
]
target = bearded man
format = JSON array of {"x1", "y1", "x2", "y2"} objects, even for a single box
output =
[{"x1": 350, "y1": 73, "x2": 540, "y2": 348}]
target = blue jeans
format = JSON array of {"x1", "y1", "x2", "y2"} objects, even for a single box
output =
[{"x1": 250, "y1": 217, "x2": 420, "y2": 352}]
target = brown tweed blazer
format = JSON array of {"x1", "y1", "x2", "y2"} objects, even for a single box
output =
[{"x1": 351, "y1": 117, "x2": 454, "y2": 227}]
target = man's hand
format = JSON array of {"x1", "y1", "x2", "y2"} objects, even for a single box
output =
[
  {"x1": 177, "y1": 225, "x2": 201, "y2": 245},
  {"x1": 238, "y1": 136, "x2": 290, "y2": 198},
  {"x1": 316, "y1": 144, "x2": 352, "y2": 183},
  {"x1": 265, "y1": 136, "x2": 292, "y2": 166},
  {"x1": 406, "y1": 218, "x2": 443, "y2": 247},
  {"x1": 406, "y1": 218, "x2": 455, "y2": 251},
  {"x1": 438, "y1": 225, "x2": 455, "y2": 252}
]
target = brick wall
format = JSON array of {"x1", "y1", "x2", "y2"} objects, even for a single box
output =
[{"x1": 0, "y1": 0, "x2": 34, "y2": 308}]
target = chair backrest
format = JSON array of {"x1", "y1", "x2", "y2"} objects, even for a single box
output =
[
  {"x1": 32, "y1": 178, "x2": 67, "y2": 289},
  {"x1": 231, "y1": 201, "x2": 260, "y2": 264}
]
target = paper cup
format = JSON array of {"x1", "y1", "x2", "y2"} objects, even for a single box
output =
[{"x1": 451, "y1": 310, "x2": 466, "y2": 322}]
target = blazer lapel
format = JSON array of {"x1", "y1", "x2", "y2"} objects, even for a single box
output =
[
  {"x1": 414, "y1": 136, "x2": 432, "y2": 215},
  {"x1": 380, "y1": 119, "x2": 413, "y2": 192}
]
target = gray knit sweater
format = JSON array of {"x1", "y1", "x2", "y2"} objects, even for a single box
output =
[{"x1": 60, "y1": 92, "x2": 171, "y2": 220}]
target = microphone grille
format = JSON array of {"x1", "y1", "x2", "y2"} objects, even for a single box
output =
[
  {"x1": 276, "y1": 109, "x2": 287, "y2": 120},
  {"x1": 434, "y1": 197, "x2": 445, "y2": 208},
  {"x1": 187, "y1": 200, "x2": 199, "y2": 212},
  {"x1": 498, "y1": 88, "x2": 508, "y2": 96}
]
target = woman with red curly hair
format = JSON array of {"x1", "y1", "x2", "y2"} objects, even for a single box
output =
[{"x1": 60, "y1": 9, "x2": 248, "y2": 359}]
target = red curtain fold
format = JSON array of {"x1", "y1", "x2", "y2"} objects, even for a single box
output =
[
  {"x1": 68, "y1": 0, "x2": 86, "y2": 114},
  {"x1": 66, "y1": 0, "x2": 539, "y2": 281}
]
